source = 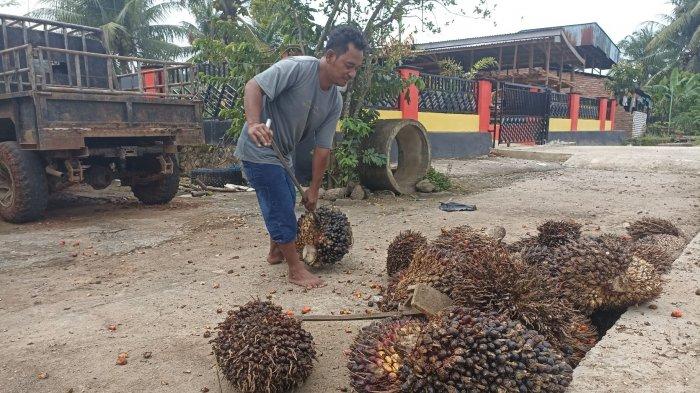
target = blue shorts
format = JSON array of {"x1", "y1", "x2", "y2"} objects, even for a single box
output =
[{"x1": 242, "y1": 161, "x2": 297, "y2": 244}]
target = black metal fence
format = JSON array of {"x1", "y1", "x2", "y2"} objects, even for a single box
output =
[
  {"x1": 496, "y1": 83, "x2": 549, "y2": 145},
  {"x1": 419, "y1": 73, "x2": 477, "y2": 113},
  {"x1": 579, "y1": 97, "x2": 599, "y2": 119},
  {"x1": 194, "y1": 63, "x2": 242, "y2": 119},
  {"x1": 549, "y1": 91, "x2": 570, "y2": 118},
  {"x1": 367, "y1": 90, "x2": 399, "y2": 110}
]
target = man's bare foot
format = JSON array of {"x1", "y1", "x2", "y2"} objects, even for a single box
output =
[
  {"x1": 267, "y1": 249, "x2": 284, "y2": 265},
  {"x1": 288, "y1": 266, "x2": 325, "y2": 288}
]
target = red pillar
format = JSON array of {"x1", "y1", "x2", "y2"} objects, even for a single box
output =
[
  {"x1": 609, "y1": 99, "x2": 617, "y2": 130},
  {"x1": 477, "y1": 80, "x2": 492, "y2": 132},
  {"x1": 569, "y1": 93, "x2": 580, "y2": 131},
  {"x1": 598, "y1": 98, "x2": 608, "y2": 131},
  {"x1": 398, "y1": 67, "x2": 420, "y2": 121}
]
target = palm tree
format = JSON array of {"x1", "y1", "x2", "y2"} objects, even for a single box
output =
[
  {"x1": 31, "y1": 0, "x2": 187, "y2": 60},
  {"x1": 646, "y1": 0, "x2": 700, "y2": 72}
]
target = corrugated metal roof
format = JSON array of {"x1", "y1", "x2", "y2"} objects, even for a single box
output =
[
  {"x1": 414, "y1": 28, "x2": 566, "y2": 51},
  {"x1": 415, "y1": 23, "x2": 619, "y2": 69}
]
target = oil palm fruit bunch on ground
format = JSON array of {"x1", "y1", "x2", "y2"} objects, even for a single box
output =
[
  {"x1": 296, "y1": 206, "x2": 352, "y2": 267},
  {"x1": 631, "y1": 234, "x2": 686, "y2": 274},
  {"x1": 401, "y1": 307, "x2": 573, "y2": 393},
  {"x1": 381, "y1": 226, "x2": 596, "y2": 366},
  {"x1": 380, "y1": 227, "x2": 507, "y2": 312},
  {"x1": 347, "y1": 317, "x2": 425, "y2": 393},
  {"x1": 625, "y1": 217, "x2": 686, "y2": 274},
  {"x1": 537, "y1": 220, "x2": 583, "y2": 246},
  {"x1": 521, "y1": 234, "x2": 662, "y2": 313},
  {"x1": 386, "y1": 230, "x2": 427, "y2": 277},
  {"x1": 626, "y1": 217, "x2": 682, "y2": 240},
  {"x1": 212, "y1": 300, "x2": 316, "y2": 393},
  {"x1": 451, "y1": 257, "x2": 597, "y2": 367}
]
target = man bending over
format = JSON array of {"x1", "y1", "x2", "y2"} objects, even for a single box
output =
[{"x1": 235, "y1": 26, "x2": 366, "y2": 288}]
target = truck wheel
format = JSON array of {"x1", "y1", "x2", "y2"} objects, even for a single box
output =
[
  {"x1": 0, "y1": 141, "x2": 49, "y2": 223},
  {"x1": 131, "y1": 156, "x2": 180, "y2": 205}
]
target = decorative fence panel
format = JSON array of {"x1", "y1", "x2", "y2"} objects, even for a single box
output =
[
  {"x1": 579, "y1": 97, "x2": 600, "y2": 119},
  {"x1": 549, "y1": 91, "x2": 570, "y2": 118},
  {"x1": 418, "y1": 74, "x2": 477, "y2": 113},
  {"x1": 496, "y1": 83, "x2": 550, "y2": 145}
]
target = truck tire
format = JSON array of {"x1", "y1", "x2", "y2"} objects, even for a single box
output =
[
  {"x1": 131, "y1": 155, "x2": 180, "y2": 205},
  {"x1": 0, "y1": 141, "x2": 49, "y2": 223},
  {"x1": 190, "y1": 165, "x2": 244, "y2": 188}
]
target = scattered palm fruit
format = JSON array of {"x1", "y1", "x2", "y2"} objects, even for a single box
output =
[
  {"x1": 671, "y1": 309, "x2": 683, "y2": 318},
  {"x1": 401, "y1": 307, "x2": 573, "y2": 392},
  {"x1": 212, "y1": 300, "x2": 316, "y2": 393},
  {"x1": 296, "y1": 206, "x2": 352, "y2": 267},
  {"x1": 347, "y1": 317, "x2": 425, "y2": 393},
  {"x1": 386, "y1": 230, "x2": 427, "y2": 277}
]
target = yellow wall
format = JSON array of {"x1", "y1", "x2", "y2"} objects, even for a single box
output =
[
  {"x1": 605, "y1": 120, "x2": 612, "y2": 131},
  {"x1": 377, "y1": 110, "x2": 403, "y2": 120},
  {"x1": 577, "y1": 119, "x2": 601, "y2": 131},
  {"x1": 417, "y1": 112, "x2": 479, "y2": 132},
  {"x1": 548, "y1": 118, "x2": 572, "y2": 132}
]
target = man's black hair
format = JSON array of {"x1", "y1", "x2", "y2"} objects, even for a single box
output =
[{"x1": 325, "y1": 25, "x2": 367, "y2": 55}]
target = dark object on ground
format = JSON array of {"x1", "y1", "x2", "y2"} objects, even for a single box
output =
[
  {"x1": 360, "y1": 120, "x2": 431, "y2": 194},
  {"x1": 439, "y1": 202, "x2": 476, "y2": 212},
  {"x1": 190, "y1": 165, "x2": 245, "y2": 188}
]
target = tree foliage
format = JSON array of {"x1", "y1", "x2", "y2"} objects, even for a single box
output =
[
  {"x1": 32, "y1": 0, "x2": 187, "y2": 61},
  {"x1": 647, "y1": 68, "x2": 700, "y2": 134},
  {"x1": 647, "y1": 0, "x2": 700, "y2": 73}
]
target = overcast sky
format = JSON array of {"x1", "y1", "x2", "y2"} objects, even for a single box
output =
[{"x1": 1, "y1": 0, "x2": 675, "y2": 46}]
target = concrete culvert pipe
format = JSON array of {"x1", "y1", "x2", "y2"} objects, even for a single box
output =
[{"x1": 359, "y1": 119, "x2": 431, "y2": 194}]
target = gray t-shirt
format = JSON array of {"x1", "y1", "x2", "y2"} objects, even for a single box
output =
[{"x1": 234, "y1": 56, "x2": 342, "y2": 167}]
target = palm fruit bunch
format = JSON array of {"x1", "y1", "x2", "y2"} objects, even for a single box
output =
[
  {"x1": 212, "y1": 300, "x2": 316, "y2": 393},
  {"x1": 380, "y1": 227, "x2": 508, "y2": 312},
  {"x1": 631, "y1": 234, "x2": 686, "y2": 273},
  {"x1": 386, "y1": 230, "x2": 427, "y2": 277},
  {"x1": 624, "y1": 218, "x2": 686, "y2": 274},
  {"x1": 347, "y1": 317, "x2": 425, "y2": 393},
  {"x1": 451, "y1": 256, "x2": 597, "y2": 367},
  {"x1": 626, "y1": 217, "x2": 682, "y2": 240},
  {"x1": 401, "y1": 307, "x2": 573, "y2": 393},
  {"x1": 537, "y1": 220, "x2": 583, "y2": 246},
  {"x1": 381, "y1": 226, "x2": 597, "y2": 366},
  {"x1": 521, "y1": 233, "x2": 663, "y2": 313},
  {"x1": 296, "y1": 206, "x2": 352, "y2": 267}
]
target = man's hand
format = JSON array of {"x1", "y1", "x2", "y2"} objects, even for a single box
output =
[
  {"x1": 248, "y1": 122, "x2": 273, "y2": 147},
  {"x1": 302, "y1": 187, "x2": 319, "y2": 212}
]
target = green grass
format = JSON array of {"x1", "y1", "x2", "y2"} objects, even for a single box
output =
[{"x1": 424, "y1": 167, "x2": 452, "y2": 191}]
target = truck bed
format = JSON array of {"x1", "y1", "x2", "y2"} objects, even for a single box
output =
[{"x1": 1, "y1": 91, "x2": 203, "y2": 150}]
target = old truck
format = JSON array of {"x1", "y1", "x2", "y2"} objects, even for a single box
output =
[{"x1": 0, "y1": 14, "x2": 203, "y2": 223}]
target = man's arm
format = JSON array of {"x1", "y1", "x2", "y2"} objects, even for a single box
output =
[
  {"x1": 303, "y1": 147, "x2": 330, "y2": 211},
  {"x1": 243, "y1": 79, "x2": 272, "y2": 147}
]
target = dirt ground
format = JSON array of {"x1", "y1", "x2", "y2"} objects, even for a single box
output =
[{"x1": 1, "y1": 146, "x2": 699, "y2": 393}]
